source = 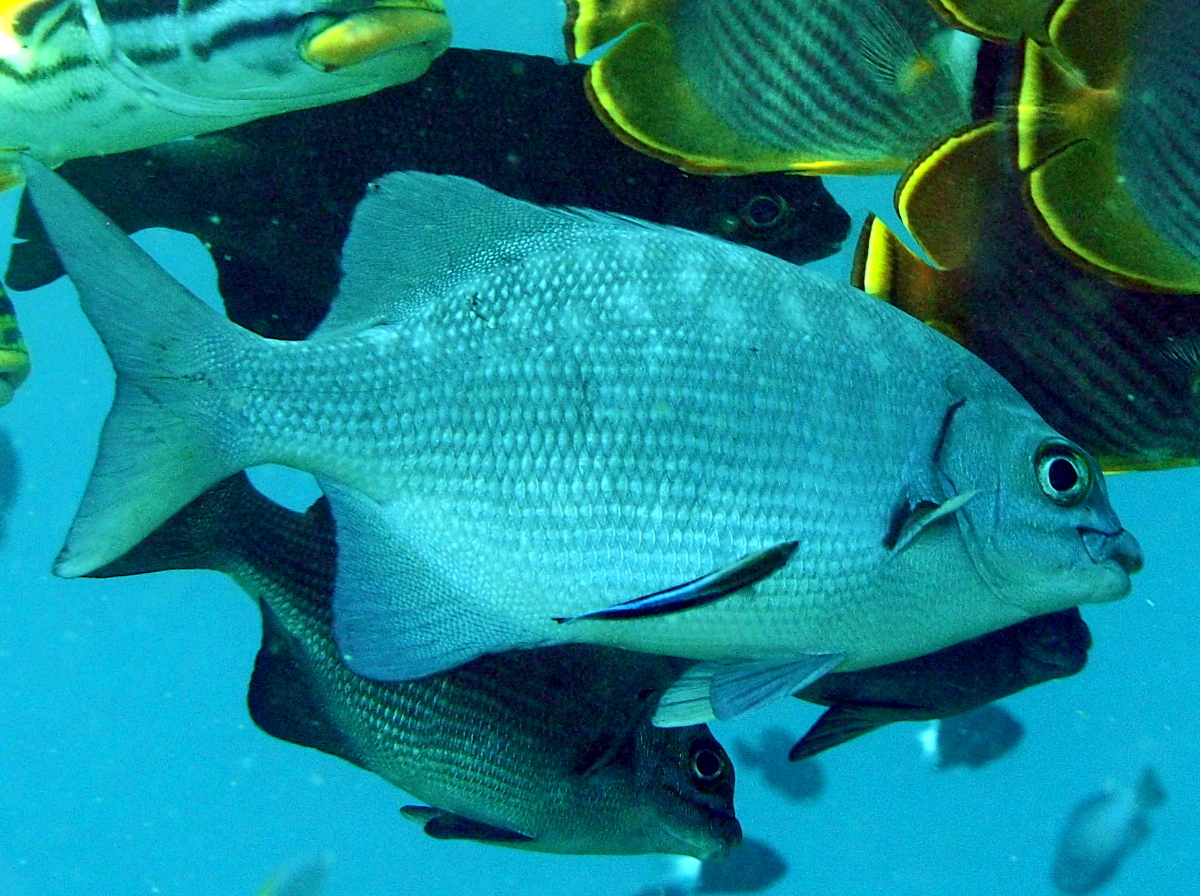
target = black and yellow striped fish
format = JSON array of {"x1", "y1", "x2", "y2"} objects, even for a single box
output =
[
  {"x1": 0, "y1": 284, "x2": 29, "y2": 409},
  {"x1": 563, "y1": 0, "x2": 980, "y2": 174},
  {"x1": 859, "y1": 122, "x2": 1200, "y2": 472},
  {"x1": 0, "y1": 0, "x2": 451, "y2": 189},
  {"x1": 1011, "y1": 0, "x2": 1200, "y2": 291}
]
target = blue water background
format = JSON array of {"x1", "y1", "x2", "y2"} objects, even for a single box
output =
[{"x1": 0, "y1": 4, "x2": 1195, "y2": 893}]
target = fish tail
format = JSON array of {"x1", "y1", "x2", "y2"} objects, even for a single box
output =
[{"x1": 18, "y1": 157, "x2": 257, "y2": 577}]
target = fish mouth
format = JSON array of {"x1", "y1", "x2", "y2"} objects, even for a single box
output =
[
  {"x1": 1079, "y1": 526, "x2": 1143, "y2": 575},
  {"x1": 302, "y1": 1, "x2": 450, "y2": 71},
  {"x1": 665, "y1": 785, "x2": 742, "y2": 859}
]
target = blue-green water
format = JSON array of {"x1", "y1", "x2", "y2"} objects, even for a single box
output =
[{"x1": 0, "y1": 5, "x2": 1195, "y2": 894}]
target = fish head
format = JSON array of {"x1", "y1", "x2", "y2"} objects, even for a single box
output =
[
  {"x1": 631, "y1": 724, "x2": 741, "y2": 860},
  {"x1": 88, "y1": 0, "x2": 451, "y2": 118},
  {"x1": 936, "y1": 394, "x2": 1142, "y2": 616}
]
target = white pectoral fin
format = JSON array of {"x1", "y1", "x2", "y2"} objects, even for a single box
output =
[
  {"x1": 886, "y1": 489, "x2": 978, "y2": 554},
  {"x1": 323, "y1": 479, "x2": 520, "y2": 681},
  {"x1": 653, "y1": 654, "x2": 845, "y2": 728}
]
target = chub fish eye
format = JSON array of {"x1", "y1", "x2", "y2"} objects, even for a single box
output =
[
  {"x1": 1035, "y1": 441, "x2": 1093, "y2": 506},
  {"x1": 690, "y1": 747, "x2": 726, "y2": 781}
]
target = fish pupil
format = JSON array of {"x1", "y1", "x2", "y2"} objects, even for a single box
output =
[
  {"x1": 1048, "y1": 457, "x2": 1079, "y2": 493},
  {"x1": 692, "y1": 748, "x2": 724, "y2": 780}
]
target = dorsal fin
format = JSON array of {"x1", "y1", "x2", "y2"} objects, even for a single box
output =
[{"x1": 247, "y1": 600, "x2": 367, "y2": 769}]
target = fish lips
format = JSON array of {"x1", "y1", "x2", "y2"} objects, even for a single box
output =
[{"x1": 1079, "y1": 526, "x2": 1144, "y2": 577}]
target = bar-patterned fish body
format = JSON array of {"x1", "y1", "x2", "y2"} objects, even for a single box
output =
[
  {"x1": 23, "y1": 160, "x2": 1141, "y2": 725},
  {"x1": 0, "y1": 0, "x2": 451, "y2": 187}
]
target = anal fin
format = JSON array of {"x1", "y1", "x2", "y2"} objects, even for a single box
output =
[
  {"x1": 788, "y1": 705, "x2": 890, "y2": 762},
  {"x1": 400, "y1": 806, "x2": 536, "y2": 844}
]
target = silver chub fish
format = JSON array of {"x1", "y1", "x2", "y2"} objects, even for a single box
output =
[
  {"x1": 22, "y1": 157, "x2": 1141, "y2": 727},
  {"x1": 0, "y1": 0, "x2": 451, "y2": 187},
  {"x1": 91, "y1": 472, "x2": 740, "y2": 858}
]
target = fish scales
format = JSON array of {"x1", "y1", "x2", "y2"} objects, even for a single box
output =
[
  {"x1": 91, "y1": 473, "x2": 737, "y2": 856},
  {"x1": 24, "y1": 163, "x2": 1138, "y2": 721},
  {"x1": 219, "y1": 235, "x2": 961, "y2": 662},
  {"x1": 672, "y1": 0, "x2": 970, "y2": 160}
]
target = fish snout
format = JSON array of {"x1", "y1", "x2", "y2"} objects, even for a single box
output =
[
  {"x1": 1079, "y1": 527, "x2": 1144, "y2": 574},
  {"x1": 706, "y1": 812, "x2": 744, "y2": 859}
]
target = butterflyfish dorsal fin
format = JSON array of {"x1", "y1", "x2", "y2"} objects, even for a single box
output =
[
  {"x1": 897, "y1": 119, "x2": 1006, "y2": 270},
  {"x1": 1016, "y1": 0, "x2": 1200, "y2": 290},
  {"x1": 563, "y1": 0, "x2": 675, "y2": 59},
  {"x1": 1023, "y1": 135, "x2": 1200, "y2": 292},
  {"x1": 924, "y1": 0, "x2": 1056, "y2": 43},
  {"x1": 582, "y1": 23, "x2": 822, "y2": 176},
  {"x1": 852, "y1": 215, "x2": 972, "y2": 345}
]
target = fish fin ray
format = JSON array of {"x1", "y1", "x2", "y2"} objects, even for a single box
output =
[
  {"x1": 885, "y1": 489, "x2": 978, "y2": 553},
  {"x1": 557, "y1": 541, "x2": 798, "y2": 622},
  {"x1": 654, "y1": 655, "x2": 844, "y2": 727}
]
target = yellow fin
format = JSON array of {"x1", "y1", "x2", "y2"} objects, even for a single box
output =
[
  {"x1": 1025, "y1": 138, "x2": 1200, "y2": 292},
  {"x1": 563, "y1": 0, "x2": 676, "y2": 60},
  {"x1": 896, "y1": 119, "x2": 1005, "y2": 270},
  {"x1": 585, "y1": 21, "x2": 909, "y2": 175},
  {"x1": 302, "y1": 4, "x2": 450, "y2": 71},
  {"x1": 1046, "y1": 0, "x2": 1145, "y2": 88},
  {"x1": 0, "y1": 285, "x2": 30, "y2": 407},
  {"x1": 925, "y1": 0, "x2": 1055, "y2": 43},
  {"x1": 851, "y1": 214, "x2": 970, "y2": 344}
]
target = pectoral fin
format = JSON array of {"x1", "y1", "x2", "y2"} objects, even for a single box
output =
[
  {"x1": 884, "y1": 490, "x2": 978, "y2": 554},
  {"x1": 556, "y1": 541, "x2": 798, "y2": 623},
  {"x1": 400, "y1": 806, "x2": 535, "y2": 844},
  {"x1": 653, "y1": 654, "x2": 844, "y2": 727},
  {"x1": 787, "y1": 705, "x2": 891, "y2": 762}
]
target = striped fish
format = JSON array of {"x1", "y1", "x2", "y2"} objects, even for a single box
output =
[
  {"x1": 564, "y1": 0, "x2": 980, "y2": 174},
  {"x1": 0, "y1": 0, "x2": 451, "y2": 189},
  {"x1": 0, "y1": 284, "x2": 29, "y2": 408},
  {"x1": 858, "y1": 122, "x2": 1200, "y2": 472},
  {"x1": 1118, "y1": 0, "x2": 1200, "y2": 273},
  {"x1": 1013, "y1": 0, "x2": 1200, "y2": 292}
]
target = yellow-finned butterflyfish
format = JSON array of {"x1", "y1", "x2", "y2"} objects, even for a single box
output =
[
  {"x1": 863, "y1": 119, "x2": 1200, "y2": 472},
  {"x1": 1014, "y1": 0, "x2": 1200, "y2": 291},
  {"x1": 564, "y1": 0, "x2": 980, "y2": 175}
]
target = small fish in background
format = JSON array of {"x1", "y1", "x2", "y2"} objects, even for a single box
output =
[
  {"x1": 4, "y1": 48, "x2": 849, "y2": 342},
  {"x1": 0, "y1": 0, "x2": 452, "y2": 189},
  {"x1": 733, "y1": 728, "x2": 824, "y2": 801},
  {"x1": 90, "y1": 472, "x2": 741, "y2": 858},
  {"x1": 918, "y1": 704, "x2": 1024, "y2": 770},
  {"x1": 789, "y1": 609, "x2": 1088, "y2": 761},
  {"x1": 563, "y1": 0, "x2": 979, "y2": 175},
  {"x1": 635, "y1": 838, "x2": 788, "y2": 896},
  {"x1": 0, "y1": 426, "x2": 19, "y2": 544},
  {"x1": 255, "y1": 854, "x2": 329, "y2": 896},
  {"x1": 1052, "y1": 768, "x2": 1167, "y2": 894},
  {"x1": 923, "y1": 0, "x2": 1056, "y2": 44},
  {"x1": 0, "y1": 285, "x2": 30, "y2": 407},
  {"x1": 24, "y1": 159, "x2": 1141, "y2": 730},
  {"x1": 857, "y1": 119, "x2": 1200, "y2": 472}
]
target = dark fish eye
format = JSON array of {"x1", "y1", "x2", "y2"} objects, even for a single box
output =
[
  {"x1": 691, "y1": 747, "x2": 725, "y2": 781},
  {"x1": 739, "y1": 195, "x2": 791, "y2": 230},
  {"x1": 1035, "y1": 441, "x2": 1093, "y2": 506}
]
